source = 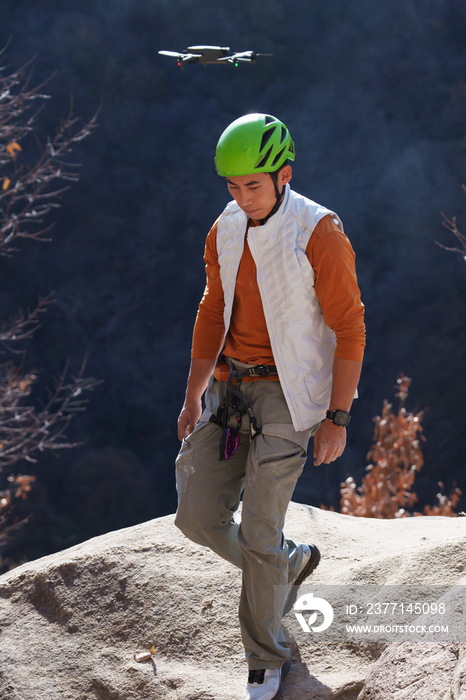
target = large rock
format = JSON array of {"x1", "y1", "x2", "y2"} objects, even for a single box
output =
[
  {"x1": 0, "y1": 503, "x2": 465, "y2": 699},
  {"x1": 357, "y1": 642, "x2": 463, "y2": 700}
]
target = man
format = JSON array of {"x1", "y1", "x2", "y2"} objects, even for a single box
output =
[{"x1": 175, "y1": 113, "x2": 365, "y2": 700}]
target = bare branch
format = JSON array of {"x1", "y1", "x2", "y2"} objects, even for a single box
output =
[
  {"x1": 0, "y1": 355, "x2": 102, "y2": 469},
  {"x1": 0, "y1": 53, "x2": 99, "y2": 255},
  {"x1": 436, "y1": 186, "x2": 466, "y2": 261},
  {"x1": 0, "y1": 293, "x2": 55, "y2": 345},
  {"x1": 0, "y1": 46, "x2": 100, "y2": 547}
]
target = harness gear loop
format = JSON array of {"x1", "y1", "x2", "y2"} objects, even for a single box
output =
[{"x1": 209, "y1": 363, "x2": 278, "y2": 460}]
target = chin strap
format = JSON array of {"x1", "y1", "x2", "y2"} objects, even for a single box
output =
[{"x1": 258, "y1": 173, "x2": 286, "y2": 226}]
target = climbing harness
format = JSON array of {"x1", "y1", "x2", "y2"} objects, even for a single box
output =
[{"x1": 209, "y1": 362, "x2": 277, "y2": 460}]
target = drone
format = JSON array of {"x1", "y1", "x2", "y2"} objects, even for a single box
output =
[{"x1": 158, "y1": 45, "x2": 272, "y2": 69}]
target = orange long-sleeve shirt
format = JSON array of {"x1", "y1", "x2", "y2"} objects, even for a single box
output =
[{"x1": 192, "y1": 214, "x2": 365, "y2": 382}]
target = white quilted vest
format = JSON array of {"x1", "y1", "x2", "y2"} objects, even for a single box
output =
[{"x1": 216, "y1": 185, "x2": 344, "y2": 432}]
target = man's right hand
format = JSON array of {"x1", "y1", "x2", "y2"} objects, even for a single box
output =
[
  {"x1": 177, "y1": 399, "x2": 202, "y2": 441},
  {"x1": 177, "y1": 358, "x2": 217, "y2": 441}
]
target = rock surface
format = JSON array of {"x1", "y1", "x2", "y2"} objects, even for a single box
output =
[{"x1": 0, "y1": 503, "x2": 465, "y2": 700}]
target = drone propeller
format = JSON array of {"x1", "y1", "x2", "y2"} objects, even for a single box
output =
[
  {"x1": 187, "y1": 45, "x2": 230, "y2": 52},
  {"x1": 158, "y1": 50, "x2": 202, "y2": 70},
  {"x1": 218, "y1": 51, "x2": 252, "y2": 62},
  {"x1": 218, "y1": 51, "x2": 273, "y2": 65},
  {"x1": 230, "y1": 51, "x2": 255, "y2": 59},
  {"x1": 158, "y1": 50, "x2": 183, "y2": 58}
]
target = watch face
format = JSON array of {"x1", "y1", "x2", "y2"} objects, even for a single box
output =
[{"x1": 334, "y1": 410, "x2": 350, "y2": 426}]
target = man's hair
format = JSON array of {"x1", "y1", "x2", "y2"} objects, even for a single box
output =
[
  {"x1": 275, "y1": 159, "x2": 289, "y2": 172},
  {"x1": 270, "y1": 160, "x2": 290, "y2": 183}
]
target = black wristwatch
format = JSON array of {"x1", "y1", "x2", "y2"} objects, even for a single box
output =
[{"x1": 326, "y1": 409, "x2": 351, "y2": 427}]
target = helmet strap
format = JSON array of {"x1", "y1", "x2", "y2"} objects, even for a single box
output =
[{"x1": 258, "y1": 171, "x2": 286, "y2": 226}]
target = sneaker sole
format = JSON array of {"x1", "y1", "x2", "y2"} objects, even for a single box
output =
[
  {"x1": 281, "y1": 659, "x2": 291, "y2": 683},
  {"x1": 274, "y1": 660, "x2": 291, "y2": 699},
  {"x1": 283, "y1": 544, "x2": 321, "y2": 616}
]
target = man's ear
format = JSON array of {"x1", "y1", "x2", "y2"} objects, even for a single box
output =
[{"x1": 279, "y1": 164, "x2": 292, "y2": 187}]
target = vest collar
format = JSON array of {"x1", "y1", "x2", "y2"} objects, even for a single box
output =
[{"x1": 248, "y1": 184, "x2": 291, "y2": 235}]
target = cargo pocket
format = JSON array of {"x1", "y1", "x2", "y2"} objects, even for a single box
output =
[
  {"x1": 261, "y1": 422, "x2": 314, "y2": 455},
  {"x1": 175, "y1": 438, "x2": 196, "y2": 495}
]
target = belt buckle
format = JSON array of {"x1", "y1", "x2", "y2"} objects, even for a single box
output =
[{"x1": 255, "y1": 364, "x2": 270, "y2": 377}]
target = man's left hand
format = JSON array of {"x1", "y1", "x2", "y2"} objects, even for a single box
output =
[{"x1": 313, "y1": 419, "x2": 347, "y2": 465}]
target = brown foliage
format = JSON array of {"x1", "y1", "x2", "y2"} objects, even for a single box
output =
[
  {"x1": 340, "y1": 375, "x2": 461, "y2": 518},
  {"x1": 422, "y1": 482, "x2": 462, "y2": 516}
]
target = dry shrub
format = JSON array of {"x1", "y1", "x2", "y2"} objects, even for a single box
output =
[
  {"x1": 340, "y1": 375, "x2": 461, "y2": 518},
  {"x1": 423, "y1": 482, "x2": 462, "y2": 516}
]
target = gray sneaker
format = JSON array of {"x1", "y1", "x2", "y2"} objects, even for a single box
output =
[{"x1": 283, "y1": 543, "x2": 320, "y2": 616}]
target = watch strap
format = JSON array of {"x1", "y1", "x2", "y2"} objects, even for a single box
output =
[{"x1": 326, "y1": 409, "x2": 351, "y2": 426}]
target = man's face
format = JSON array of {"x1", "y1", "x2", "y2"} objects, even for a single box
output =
[{"x1": 225, "y1": 165, "x2": 292, "y2": 221}]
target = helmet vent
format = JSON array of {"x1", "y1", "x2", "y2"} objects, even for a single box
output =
[
  {"x1": 264, "y1": 115, "x2": 275, "y2": 125},
  {"x1": 280, "y1": 126, "x2": 287, "y2": 143},
  {"x1": 259, "y1": 128, "x2": 274, "y2": 153},
  {"x1": 255, "y1": 145, "x2": 273, "y2": 169},
  {"x1": 271, "y1": 146, "x2": 286, "y2": 167}
]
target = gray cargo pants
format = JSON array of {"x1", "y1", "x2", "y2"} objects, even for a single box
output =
[{"x1": 175, "y1": 360, "x2": 318, "y2": 670}]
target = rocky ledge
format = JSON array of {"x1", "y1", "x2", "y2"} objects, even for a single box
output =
[{"x1": 0, "y1": 502, "x2": 465, "y2": 699}]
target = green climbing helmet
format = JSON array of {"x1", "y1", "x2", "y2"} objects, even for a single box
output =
[{"x1": 215, "y1": 113, "x2": 295, "y2": 177}]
